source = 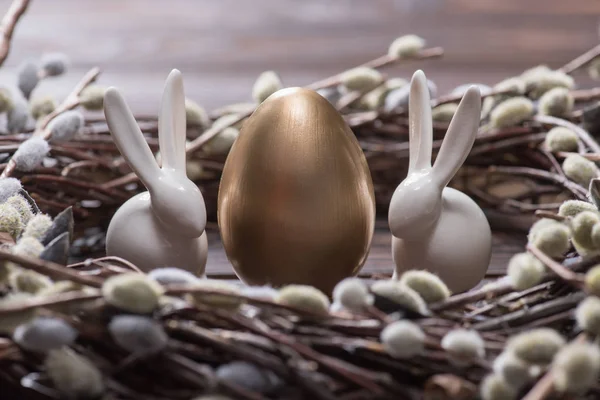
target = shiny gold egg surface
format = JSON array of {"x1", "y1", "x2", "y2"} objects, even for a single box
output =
[{"x1": 218, "y1": 87, "x2": 375, "y2": 294}]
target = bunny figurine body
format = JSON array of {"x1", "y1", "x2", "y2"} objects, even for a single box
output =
[
  {"x1": 389, "y1": 70, "x2": 492, "y2": 293},
  {"x1": 103, "y1": 70, "x2": 208, "y2": 276}
]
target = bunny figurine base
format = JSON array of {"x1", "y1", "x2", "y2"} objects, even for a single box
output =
[
  {"x1": 103, "y1": 70, "x2": 209, "y2": 276},
  {"x1": 389, "y1": 70, "x2": 492, "y2": 294}
]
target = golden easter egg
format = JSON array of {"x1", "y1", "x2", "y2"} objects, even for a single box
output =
[{"x1": 218, "y1": 87, "x2": 375, "y2": 294}]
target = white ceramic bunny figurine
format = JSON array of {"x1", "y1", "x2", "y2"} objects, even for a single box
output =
[
  {"x1": 103, "y1": 69, "x2": 208, "y2": 276},
  {"x1": 389, "y1": 70, "x2": 492, "y2": 293}
]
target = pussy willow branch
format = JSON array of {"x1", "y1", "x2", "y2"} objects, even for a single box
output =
[
  {"x1": 527, "y1": 244, "x2": 585, "y2": 289},
  {"x1": 0, "y1": 67, "x2": 101, "y2": 178},
  {"x1": 534, "y1": 114, "x2": 600, "y2": 153},
  {"x1": 0, "y1": 0, "x2": 29, "y2": 67},
  {"x1": 559, "y1": 42, "x2": 600, "y2": 75}
]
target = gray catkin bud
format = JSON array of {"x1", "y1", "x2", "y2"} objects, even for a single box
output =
[
  {"x1": 480, "y1": 374, "x2": 517, "y2": 400},
  {"x1": 13, "y1": 317, "x2": 77, "y2": 352},
  {"x1": 538, "y1": 87, "x2": 573, "y2": 117},
  {"x1": 489, "y1": 97, "x2": 534, "y2": 128},
  {"x1": 48, "y1": 110, "x2": 84, "y2": 143},
  {"x1": 399, "y1": 270, "x2": 451, "y2": 303},
  {"x1": 545, "y1": 127, "x2": 579, "y2": 153},
  {"x1": 340, "y1": 67, "x2": 383, "y2": 92},
  {"x1": 507, "y1": 252, "x2": 545, "y2": 290},
  {"x1": 29, "y1": 96, "x2": 56, "y2": 120},
  {"x1": 0, "y1": 203, "x2": 24, "y2": 238},
  {"x1": 17, "y1": 60, "x2": 40, "y2": 99},
  {"x1": 13, "y1": 137, "x2": 50, "y2": 172},
  {"x1": 216, "y1": 361, "x2": 280, "y2": 394},
  {"x1": 575, "y1": 296, "x2": 600, "y2": 335},
  {"x1": 108, "y1": 315, "x2": 168, "y2": 354},
  {"x1": 45, "y1": 347, "x2": 105, "y2": 399},
  {"x1": 388, "y1": 35, "x2": 425, "y2": 58},
  {"x1": 553, "y1": 342, "x2": 600, "y2": 394},
  {"x1": 102, "y1": 272, "x2": 164, "y2": 314},
  {"x1": 441, "y1": 329, "x2": 486, "y2": 360},
  {"x1": 529, "y1": 224, "x2": 570, "y2": 259},
  {"x1": 0, "y1": 87, "x2": 14, "y2": 113},
  {"x1": 505, "y1": 328, "x2": 565, "y2": 365},
  {"x1": 562, "y1": 154, "x2": 600, "y2": 188},
  {"x1": 431, "y1": 103, "x2": 458, "y2": 123},
  {"x1": 558, "y1": 200, "x2": 597, "y2": 217},
  {"x1": 570, "y1": 211, "x2": 600, "y2": 249},
  {"x1": 22, "y1": 213, "x2": 52, "y2": 241},
  {"x1": 332, "y1": 277, "x2": 374, "y2": 311},
  {"x1": 0, "y1": 178, "x2": 21, "y2": 203},
  {"x1": 276, "y1": 284, "x2": 330, "y2": 315},
  {"x1": 380, "y1": 320, "x2": 425, "y2": 358},
  {"x1": 78, "y1": 85, "x2": 105, "y2": 111},
  {"x1": 493, "y1": 77, "x2": 526, "y2": 95},
  {"x1": 371, "y1": 280, "x2": 429, "y2": 315},
  {"x1": 185, "y1": 98, "x2": 209, "y2": 128},
  {"x1": 252, "y1": 71, "x2": 283, "y2": 103},
  {"x1": 588, "y1": 57, "x2": 600, "y2": 81},
  {"x1": 7, "y1": 98, "x2": 30, "y2": 133},
  {"x1": 40, "y1": 53, "x2": 69, "y2": 77}
]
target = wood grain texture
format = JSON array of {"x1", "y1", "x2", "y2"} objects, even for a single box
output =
[{"x1": 0, "y1": 0, "x2": 594, "y2": 277}]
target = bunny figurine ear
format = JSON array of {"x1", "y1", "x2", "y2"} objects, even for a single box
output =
[
  {"x1": 158, "y1": 69, "x2": 187, "y2": 171},
  {"x1": 408, "y1": 70, "x2": 433, "y2": 175},
  {"x1": 104, "y1": 88, "x2": 162, "y2": 190},
  {"x1": 431, "y1": 86, "x2": 481, "y2": 188}
]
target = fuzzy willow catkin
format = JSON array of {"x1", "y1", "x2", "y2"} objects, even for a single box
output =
[
  {"x1": 489, "y1": 97, "x2": 534, "y2": 128},
  {"x1": 399, "y1": 270, "x2": 450, "y2": 303},
  {"x1": 340, "y1": 67, "x2": 383, "y2": 92},
  {"x1": 562, "y1": 154, "x2": 600, "y2": 189},
  {"x1": 545, "y1": 127, "x2": 579, "y2": 152},
  {"x1": 252, "y1": 71, "x2": 282, "y2": 103},
  {"x1": 538, "y1": 87, "x2": 573, "y2": 117},
  {"x1": 388, "y1": 34, "x2": 425, "y2": 58},
  {"x1": 13, "y1": 137, "x2": 50, "y2": 172},
  {"x1": 48, "y1": 110, "x2": 85, "y2": 142},
  {"x1": 29, "y1": 96, "x2": 56, "y2": 120},
  {"x1": 380, "y1": 320, "x2": 425, "y2": 358},
  {"x1": 370, "y1": 280, "x2": 429, "y2": 315},
  {"x1": 276, "y1": 284, "x2": 330, "y2": 315},
  {"x1": 79, "y1": 85, "x2": 105, "y2": 111},
  {"x1": 507, "y1": 252, "x2": 545, "y2": 290}
]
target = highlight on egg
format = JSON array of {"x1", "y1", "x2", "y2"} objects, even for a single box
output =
[{"x1": 218, "y1": 87, "x2": 376, "y2": 294}]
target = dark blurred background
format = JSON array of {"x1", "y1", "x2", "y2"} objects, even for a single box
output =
[{"x1": 0, "y1": 0, "x2": 599, "y2": 114}]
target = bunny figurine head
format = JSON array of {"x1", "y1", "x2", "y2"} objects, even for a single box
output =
[
  {"x1": 103, "y1": 69, "x2": 208, "y2": 275},
  {"x1": 388, "y1": 70, "x2": 492, "y2": 293}
]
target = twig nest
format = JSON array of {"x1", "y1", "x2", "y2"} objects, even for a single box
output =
[
  {"x1": 493, "y1": 351, "x2": 535, "y2": 389},
  {"x1": 552, "y1": 342, "x2": 600, "y2": 394},
  {"x1": 588, "y1": 57, "x2": 600, "y2": 80},
  {"x1": 5, "y1": 194, "x2": 33, "y2": 226},
  {"x1": 480, "y1": 374, "x2": 517, "y2": 400},
  {"x1": 78, "y1": 85, "x2": 106, "y2": 111},
  {"x1": 524, "y1": 69, "x2": 575, "y2": 99},
  {"x1": 585, "y1": 265, "x2": 600, "y2": 297},
  {"x1": 0, "y1": 87, "x2": 13, "y2": 113},
  {"x1": 558, "y1": 199, "x2": 596, "y2": 217},
  {"x1": 13, "y1": 236, "x2": 45, "y2": 257},
  {"x1": 7, "y1": 98, "x2": 30, "y2": 133},
  {"x1": 575, "y1": 296, "x2": 600, "y2": 335},
  {"x1": 40, "y1": 52, "x2": 69, "y2": 77},
  {"x1": 388, "y1": 34, "x2": 425, "y2": 58},
  {"x1": 29, "y1": 96, "x2": 56, "y2": 120},
  {"x1": 9, "y1": 268, "x2": 52, "y2": 294},
  {"x1": 528, "y1": 223, "x2": 570, "y2": 259},
  {"x1": 340, "y1": 67, "x2": 383, "y2": 92},
  {"x1": 252, "y1": 71, "x2": 283, "y2": 103},
  {"x1": 216, "y1": 361, "x2": 281, "y2": 394},
  {"x1": 570, "y1": 210, "x2": 600, "y2": 249},
  {"x1": 0, "y1": 292, "x2": 37, "y2": 334},
  {"x1": 380, "y1": 320, "x2": 425, "y2": 358},
  {"x1": 17, "y1": 59, "x2": 39, "y2": 99},
  {"x1": 0, "y1": 177, "x2": 22, "y2": 203},
  {"x1": 102, "y1": 272, "x2": 164, "y2": 314},
  {"x1": 22, "y1": 213, "x2": 52, "y2": 241},
  {"x1": 13, "y1": 137, "x2": 50, "y2": 172},
  {"x1": 545, "y1": 127, "x2": 579, "y2": 153},
  {"x1": 370, "y1": 280, "x2": 429, "y2": 315},
  {"x1": 241, "y1": 285, "x2": 279, "y2": 301},
  {"x1": 489, "y1": 97, "x2": 534, "y2": 128},
  {"x1": 185, "y1": 98, "x2": 209, "y2": 129},
  {"x1": 493, "y1": 77, "x2": 526, "y2": 95},
  {"x1": 507, "y1": 252, "x2": 545, "y2": 290},
  {"x1": 108, "y1": 314, "x2": 168, "y2": 355},
  {"x1": 563, "y1": 153, "x2": 600, "y2": 189},
  {"x1": 0, "y1": 203, "x2": 24, "y2": 238},
  {"x1": 398, "y1": 270, "x2": 451, "y2": 303},
  {"x1": 505, "y1": 328, "x2": 565, "y2": 365},
  {"x1": 188, "y1": 279, "x2": 243, "y2": 311},
  {"x1": 48, "y1": 110, "x2": 85, "y2": 143},
  {"x1": 13, "y1": 317, "x2": 77, "y2": 352},
  {"x1": 147, "y1": 267, "x2": 199, "y2": 285},
  {"x1": 45, "y1": 346, "x2": 105, "y2": 399},
  {"x1": 332, "y1": 277, "x2": 373, "y2": 312},
  {"x1": 431, "y1": 103, "x2": 458, "y2": 123},
  {"x1": 441, "y1": 329, "x2": 486, "y2": 361},
  {"x1": 276, "y1": 284, "x2": 330, "y2": 315},
  {"x1": 538, "y1": 87, "x2": 573, "y2": 117}
]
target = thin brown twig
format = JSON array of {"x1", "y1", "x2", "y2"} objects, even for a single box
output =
[
  {"x1": 559, "y1": 43, "x2": 600, "y2": 74},
  {"x1": 526, "y1": 244, "x2": 585, "y2": 289},
  {"x1": 534, "y1": 114, "x2": 600, "y2": 154},
  {"x1": 0, "y1": 0, "x2": 30, "y2": 67}
]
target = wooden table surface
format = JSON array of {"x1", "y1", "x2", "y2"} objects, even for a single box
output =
[{"x1": 0, "y1": 0, "x2": 596, "y2": 277}]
